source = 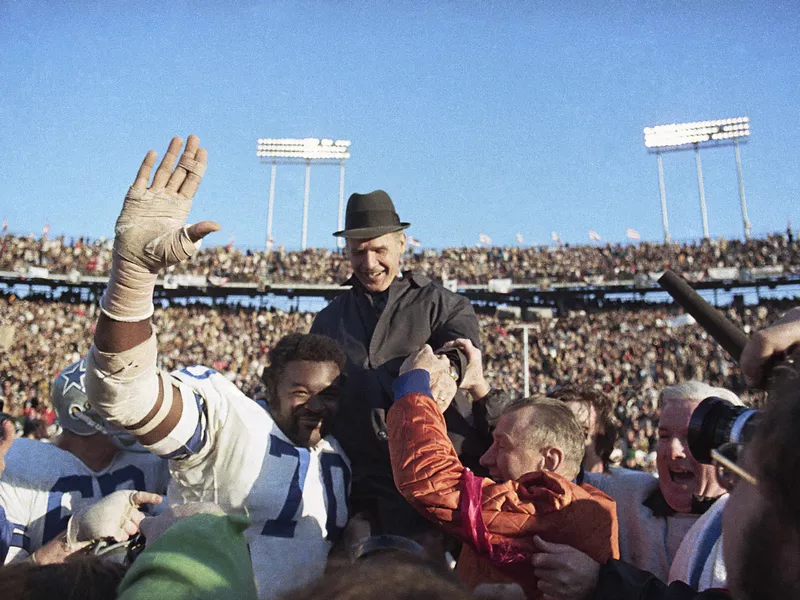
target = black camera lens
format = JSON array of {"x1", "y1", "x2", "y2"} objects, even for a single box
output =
[{"x1": 688, "y1": 396, "x2": 761, "y2": 464}]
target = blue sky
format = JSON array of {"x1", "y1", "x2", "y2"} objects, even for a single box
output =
[{"x1": 1, "y1": 1, "x2": 798, "y2": 251}]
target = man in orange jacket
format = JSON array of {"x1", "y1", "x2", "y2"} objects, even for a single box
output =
[{"x1": 387, "y1": 343, "x2": 619, "y2": 599}]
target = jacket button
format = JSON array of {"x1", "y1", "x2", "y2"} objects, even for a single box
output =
[{"x1": 377, "y1": 430, "x2": 388, "y2": 441}]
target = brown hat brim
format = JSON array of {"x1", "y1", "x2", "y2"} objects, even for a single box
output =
[{"x1": 333, "y1": 223, "x2": 410, "y2": 239}]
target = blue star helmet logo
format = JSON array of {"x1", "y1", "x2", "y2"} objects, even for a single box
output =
[{"x1": 60, "y1": 358, "x2": 87, "y2": 396}]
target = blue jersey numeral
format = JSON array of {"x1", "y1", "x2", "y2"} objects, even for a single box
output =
[
  {"x1": 43, "y1": 475, "x2": 94, "y2": 543},
  {"x1": 261, "y1": 436, "x2": 309, "y2": 538},
  {"x1": 42, "y1": 466, "x2": 146, "y2": 544},
  {"x1": 97, "y1": 465, "x2": 147, "y2": 497},
  {"x1": 261, "y1": 435, "x2": 350, "y2": 541}
]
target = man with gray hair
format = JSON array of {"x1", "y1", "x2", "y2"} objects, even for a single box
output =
[{"x1": 531, "y1": 381, "x2": 741, "y2": 598}]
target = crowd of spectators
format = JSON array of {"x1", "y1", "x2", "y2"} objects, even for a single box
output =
[
  {"x1": 2, "y1": 293, "x2": 790, "y2": 469},
  {"x1": 1, "y1": 230, "x2": 798, "y2": 285}
]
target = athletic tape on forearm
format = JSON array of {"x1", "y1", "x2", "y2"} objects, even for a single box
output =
[
  {"x1": 101, "y1": 210, "x2": 201, "y2": 322},
  {"x1": 100, "y1": 258, "x2": 157, "y2": 322},
  {"x1": 142, "y1": 380, "x2": 202, "y2": 458},
  {"x1": 85, "y1": 334, "x2": 161, "y2": 429},
  {"x1": 125, "y1": 371, "x2": 175, "y2": 438},
  {"x1": 86, "y1": 337, "x2": 203, "y2": 457}
]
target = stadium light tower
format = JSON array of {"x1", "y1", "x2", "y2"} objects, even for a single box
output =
[
  {"x1": 643, "y1": 117, "x2": 752, "y2": 241},
  {"x1": 257, "y1": 138, "x2": 351, "y2": 251}
]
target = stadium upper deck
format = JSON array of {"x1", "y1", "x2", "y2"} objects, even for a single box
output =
[{"x1": 1, "y1": 231, "x2": 797, "y2": 290}]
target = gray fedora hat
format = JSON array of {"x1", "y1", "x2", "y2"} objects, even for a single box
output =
[{"x1": 333, "y1": 190, "x2": 410, "y2": 239}]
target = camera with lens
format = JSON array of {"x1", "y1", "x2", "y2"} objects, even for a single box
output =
[{"x1": 688, "y1": 396, "x2": 761, "y2": 464}]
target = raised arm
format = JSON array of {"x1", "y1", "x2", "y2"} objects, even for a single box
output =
[
  {"x1": 428, "y1": 294, "x2": 480, "y2": 375},
  {"x1": 428, "y1": 289, "x2": 480, "y2": 346},
  {"x1": 740, "y1": 306, "x2": 800, "y2": 387},
  {"x1": 86, "y1": 135, "x2": 219, "y2": 456},
  {"x1": 387, "y1": 349, "x2": 538, "y2": 552},
  {"x1": 388, "y1": 348, "x2": 617, "y2": 566}
]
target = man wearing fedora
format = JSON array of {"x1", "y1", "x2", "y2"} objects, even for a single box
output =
[{"x1": 311, "y1": 190, "x2": 498, "y2": 550}]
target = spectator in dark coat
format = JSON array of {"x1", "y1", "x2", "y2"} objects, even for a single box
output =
[{"x1": 311, "y1": 190, "x2": 500, "y2": 545}]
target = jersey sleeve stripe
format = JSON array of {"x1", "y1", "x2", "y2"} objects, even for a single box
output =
[
  {"x1": 11, "y1": 528, "x2": 30, "y2": 553},
  {"x1": 0, "y1": 507, "x2": 28, "y2": 564},
  {"x1": 0, "y1": 506, "x2": 12, "y2": 563},
  {"x1": 127, "y1": 371, "x2": 175, "y2": 437}
]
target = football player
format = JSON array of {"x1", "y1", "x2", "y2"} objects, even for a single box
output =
[
  {"x1": 84, "y1": 135, "x2": 351, "y2": 599},
  {"x1": 0, "y1": 358, "x2": 169, "y2": 563}
]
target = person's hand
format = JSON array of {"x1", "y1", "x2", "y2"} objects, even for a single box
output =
[
  {"x1": 67, "y1": 490, "x2": 163, "y2": 548},
  {"x1": 741, "y1": 307, "x2": 800, "y2": 387},
  {"x1": 400, "y1": 345, "x2": 449, "y2": 375},
  {"x1": 430, "y1": 370, "x2": 458, "y2": 413},
  {"x1": 139, "y1": 501, "x2": 225, "y2": 544},
  {"x1": 399, "y1": 345, "x2": 457, "y2": 412},
  {"x1": 440, "y1": 338, "x2": 491, "y2": 400},
  {"x1": 0, "y1": 418, "x2": 16, "y2": 478},
  {"x1": 101, "y1": 135, "x2": 220, "y2": 322},
  {"x1": 531, "y1": 536, "x2": 600, "y2": 600}
]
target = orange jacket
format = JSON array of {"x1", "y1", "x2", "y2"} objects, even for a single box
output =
[{"x1": 387, "y1": 391, "x2": 620, "y2": 598}]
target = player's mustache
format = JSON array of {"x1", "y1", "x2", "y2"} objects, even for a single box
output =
[{"x1": 293, "y1": 407, "x2": 330, "y2": 421}]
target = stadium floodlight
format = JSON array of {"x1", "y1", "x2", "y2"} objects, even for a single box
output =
[
  {"x1": 257, "y1": 138, "x2": 352, "y2": 251},
  {"x1": 643, "y1": 117, "x2": 752, "y2": 241},
  {"x1": 257, "y1": 138, "x2": 351, "y2": 163},
  {"x1": 643, "y1": 117, "x2": 750, "y2": 150}
]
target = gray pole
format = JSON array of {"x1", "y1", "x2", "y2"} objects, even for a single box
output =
[
  {"x1": 266, "y1": 161, "x2": 277, "y2": 254},
  {"x1": 523, "y1": 326, "x2": 530, "y2": 398},
  {"x1": 337, "y1": 159, "x2": 346, "y2": 250},
  {"x1": 657, "y1": 152, "x2": 670, "y2": 243},
  {"x1": 301, "y1": 160, "x2": 311, "y2": 250},
  {"x1": 734, "y1": 138, "x2": 752, "y2": 240},
  {"x1": 694, "y1": 145, "x2": 710, "y2": 239}
]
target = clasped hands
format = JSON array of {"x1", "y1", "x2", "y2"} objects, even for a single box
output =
[{"x1": 399, "y1": 338, "x2": 489, "y2": 412}]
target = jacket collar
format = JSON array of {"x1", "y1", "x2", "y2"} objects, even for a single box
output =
[
  {"x1": 343, "y1": 271, "x2": 431, "y2": 291},
  {"x1": 643, "y1": 487, "x2": 720, "y2": 517}
]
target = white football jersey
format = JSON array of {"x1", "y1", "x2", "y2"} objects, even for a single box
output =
[
  {"x1": 0, "y1": 439, "x2": 169, "y2": 563},
  {"x1": 168, "y1": 366, "x2": 351, "y2": 600}
]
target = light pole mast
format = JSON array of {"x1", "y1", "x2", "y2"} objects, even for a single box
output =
[
  {"x1": 657, "y1": 151, "x2": 670, "y2": 243},
  {"x1": 337, "y1": 159, "x2": 346, "y2": 250},
  {"x1": 694, "y1": 144, "x2": 710, "y2": 239},
  {"x1": 257, "y1": 138, "x2": 351, "y2": 252},
  {"x1": 733, "y1": 137, "x2": 752, "y2": 240},
  {"x1": 301, "y1": 159, "x2": 311, "y2": 250},
  {"x1": 644, "y1": 117, "x2": 751, "y2": 240},
  {"x1": 266, "y1": 161, "x2": 276, "y2": 254}
]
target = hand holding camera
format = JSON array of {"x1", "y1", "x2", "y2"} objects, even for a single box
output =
[
  {"x1": 659, "y1": 271, "x2": 800, "y2": 470},
  {"x1": 740, "y1": 307, "x2": 800, "y2": 388}
]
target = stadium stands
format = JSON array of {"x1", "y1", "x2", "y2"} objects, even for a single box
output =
[{"x1": 1, "y1": 231, "x2": 798, "y2": 286}]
